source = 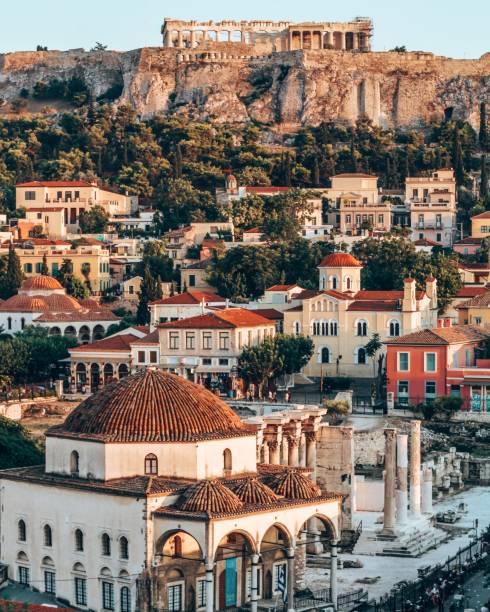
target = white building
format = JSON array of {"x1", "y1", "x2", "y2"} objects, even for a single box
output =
[{"x1": 0, "y1": 369, "x2": 341, "y2": 611}]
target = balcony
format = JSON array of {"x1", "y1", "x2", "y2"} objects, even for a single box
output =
[{"x1": 415, "y1": 222, "x2": 443, "y2": 230}]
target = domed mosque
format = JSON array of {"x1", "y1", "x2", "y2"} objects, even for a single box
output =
[{"x1": 0, "y1": 370, "x2": 341, "y2": 611}]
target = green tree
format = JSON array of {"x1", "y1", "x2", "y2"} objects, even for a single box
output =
[
  {"x1": 136, "y1": 264, "x2": 160, "y2": 324},
  {"x1": 78, "y1": 205, "x2": 109, "y2": 234},
  {"x1": 452, "y1": 129, "x2": 465, "y2": 186},
  {"x1": 480, "y1": 155, "x2": 488, "y2": 200},
  {"x1": 0, "y1": 244, "x2": 23, "y2": 300},
  {"x1": 274, "y1": 334, "x2": 314, "y2": 377},
  {"x1": 56, "y1": 259, "x2": 89, "y2": 299},
  {"x1": 238, "y1": 337, "x2": 283, "y2": 397},
  {"x1": 0, "y1": 416, "x2": 44, "y2": 469},
  {"x1": 40, "y1": 253, "x2": 49, "y2": 275}
]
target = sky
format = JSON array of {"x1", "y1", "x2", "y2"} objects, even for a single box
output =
[{"x1": 1, "y1": 0, "x2": 489, "y2": 58}]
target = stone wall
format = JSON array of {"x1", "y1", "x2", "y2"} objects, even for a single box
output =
[
  {"x1": 353, "y1": 426, "x2": 385, "y2": 467},
  {"x1": 1, "y1": 47, "x2": 490, "y2": 129}
]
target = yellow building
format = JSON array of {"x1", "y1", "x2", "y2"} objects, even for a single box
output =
[
  {"x1": 4, "y1": 243, "x2": 112, "y2": 293},
  {"x1": 456, "y1": 290, "x2": 490, "y2": 326},
  {"x1": 16, "y1": 180, "x2": 137, "y2": 238},
  {"x1": 470, "y1": 210, "x2": 490, "y2": 238}
]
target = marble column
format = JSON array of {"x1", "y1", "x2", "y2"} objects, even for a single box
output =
[
  {"x1": 268, "y1": 440, "x2": 280, "y2": 465},
  {"x1": 287, "y1": 547, "x2": 295, "y2": 612},
  {"x1": 177, "y1": 31, "x2": 183, "y2": 48},
  {"x1": 281, "y1": 437, "x2": 289, "y2": 465},
  {"x1": 352, "y1": 32, "x2": 359, "y2": 50},
  {"x1": 410, "y1": 420, "x2": 421, "y2": 515},
  {"x1": 305, "y1": 432, "x2": 317, "y2": 480},
  {"x1": 262, "y1": 443, "x2": 269, "y2": 464},
  {"x1": 205, "y1": 561, "x2": 214, "y2": 612},
  {"x1": 287, "y1": 436, "x2": 299, "y2": 467},
  {"x1": 396, "y1": 434, "x2": 408, "y2": 526},
  {"x1": 383, "y1": 428, "x2": 397, "y2": 533},
  {"x1": 421, "y1": 467, "x2": 433, "y2": 514},
  {"x1": 330, "y1": 539, "x2": 338, "y2": 608},
  {"x1": 340, "y1": 32, "x2": 346, "y2": 50},
  {"x1": 250, "y1": 554, "x2": 259, "y2": 612},
  {"x1": 190, "y1": 30, "x2": 196, "y2": 48}
]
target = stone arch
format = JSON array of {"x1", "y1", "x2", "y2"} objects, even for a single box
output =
[
  {"x1": 90, "y1": 363, "x2": 100, "y2": 390},
  {"x1": 118, "y1": 363, "x2": 129, "y2": 378},
  {"x1": 79, "y1": 325, "x2": 90, "y2": 343},
  {"x1": 318, "y1": 346, "x2": 331, "y2": 364},
  {"x1": 93, "y1": 324, "x2": 105, "y2": 341},
  {"x1": 214, "y1": 530, "x2": 256, "y2": 609},
  {"x1": 259, "y1": 524, "x2": 291, "y2": 600},
  {"x1": 103, "y1": 363, "x2": 114, "y2": 384},
  {"x1": 156, "y1": 529, "x2": 204, "y2": 561},
  {"x1": 64, "y1": 325, "x2": 77, "y2": 338},
  {"x1": 75, "y1": 363, "x2": 86, "y2": 391},
  {"x1": 41, "y1": 555, "x2": 55, "y2": 567},
  {"x1": 49, "y1": 326, "x2": 61, "y2": 336}
]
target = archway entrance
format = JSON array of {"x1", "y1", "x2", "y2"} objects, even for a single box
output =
[
  {"x1": 215, "y1": 531, "x2": 255, "y2": 610},
  {"x1": 259, "y1": 524, "x2": 291, "y2": 601}
]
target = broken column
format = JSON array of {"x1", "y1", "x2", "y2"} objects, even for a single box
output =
[
  {"x1": 396, "y1": 434, "x2": 408, "y2": 526},
  {"x1": 383, "y1": 428, "x2": 397, "y2": 533},
  {"x1": 421, "y1": 467, "x2": 433, "y2": 514},
  {"x1": 410, "y1": 420, "x2": 421, "y2": 515}
]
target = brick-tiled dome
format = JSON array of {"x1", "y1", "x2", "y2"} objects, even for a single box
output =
[
  {"x1": 270, "y1": 469, "x2": 322, "y2": 499},
  {"x1": 318, "y1": 253, "x2": 362, "y2": 268},
  {"x1": 21, "y1": 276, "x2": 63, "y2": 291},
  {"x1": 231, "y1": 477, "x2": 278, "y2": 504},
  {"x1": 179, "y1": 480, "x2": 243, "y2": 514},
  {"x1": 49, "y1": 369, "x2": 251, "y2": 442}
]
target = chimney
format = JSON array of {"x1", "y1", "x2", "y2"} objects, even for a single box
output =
[
  {"x1": 201, "y1": 298, "x2": 205, "y2": 315},
  {"x1": 402, "y1": 278, "x2": 416, "y2": 312},
  {"x1": 225, "y1": 298, "x2": 230, "y2": 309},
  {"x1": 425, "y1": 276, "x2": 438, "y2": 310}
]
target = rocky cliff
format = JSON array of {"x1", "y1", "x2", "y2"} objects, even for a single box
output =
[{"x1": 1, "y1": 46, "x2": 490, "y2": 130}]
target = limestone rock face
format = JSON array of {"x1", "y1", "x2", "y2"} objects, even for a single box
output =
[{"x1": 1, "y1": 46, "x2": 490, "y2": 129}]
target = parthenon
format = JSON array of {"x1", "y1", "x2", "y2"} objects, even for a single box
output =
[{"x1": 161, "y1": 17, "x2": 373, "y2": 53}]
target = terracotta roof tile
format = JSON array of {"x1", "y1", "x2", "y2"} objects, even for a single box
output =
[
  {"x1": 178, "y1": 479, "x2": 243, "y2": 514},
  {"x1": 245, "y1": 186, "x2": 290, "y2": 193},
  {"x1": 151, "y1": 290, "x2": 224, "y2": 305},
  {"x1": 456, "y1": 286, "x2": 488, "y2": 298},
  {"x1": 21, "y1": 275, "x2": 63, "y2": 291},
  {"x1": 266, "y1": 284, "x2": 299, "y2": 291},
  {"x1": 253, "y1": 308, "x2": 284, "y2": 320},
  {"x1": 456, "y1": 290, "x2": 490, "y2": 309},
  {"x1": 70, "y1": 334, "x2": 137, "y2": 353},
  {"x1": 159, "y1": 308, "x2": 272, "y2": 329},
  {"x1": 386, "y1": 325, "x2": 489, "y2": 345},
  {"x1": 130, "y1": 329, "x2": 160, "y2": 345},
  {"x1": 318, "y1": 253, "x2": 362, "y2": 268},
  {"x1": 267, "y1": 469, "x2": 322, "y2": 499},
  {"x1": 229, "y1": 477, "x2": 278, "y2": 504},
  {"x1": 347, "y1": 300, "x2": 400, "y2": 312}
]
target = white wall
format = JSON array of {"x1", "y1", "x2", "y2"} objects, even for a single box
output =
[{"x1": 355, "y1": 476, "x2": 384, "y2": 511}]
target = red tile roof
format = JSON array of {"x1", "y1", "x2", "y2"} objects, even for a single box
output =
[
  {"x1": 17, "y1": 180, "x2": 96, "y2": 187},
  {"x1": 414, "y1": 238, "x2": 439, "y2": 246},
  {"x1": 245, "y1": 186, "x2": 290, "y2": 193},
  {"x1": 36, "y1": 310, "x2": 120, "y2": 322},
  {"x1": 21, "y1": 275, "x2": 63, "y2": 291},
  {"x1": 354, "y1": 290, "x2": 425, "y2": 300},
  {"x1": 347, "y1": 300, "x2": 400, "y2": 311},
  {"x1": 151, "y1": 290, "x2": 224, "y2": 305},
  {"x1": 386, "y1": 325, "x2": 489, "y2": 345},
  {"x1": 454, "y1": 237, "x2": 484, "y2": 245},
  {"x1": 253, "y1": 308, "x2": 284, "y2": 320},
  {"x1": 70, "y1": 333, "x2": 137, "y2": 353},
  {"x1": 159, "y1": 308, "x2": 272, "y2": 329},
  {"x1": 456, "y1": 286, "x2": 488, "y2": 298},
  {"x1": 130, "y1": 329, "x2": 159, "y2": 345},
  {"x1": 243, "y1": 227, "x2": 262, "y2": 233},
  {"x1": 266, "y1": 284, "x2": 299, "y2": 291},
  {"x1": 471, "y1": 211, "x2": 490, "y2": 219},
  {"x1": 318, "y1": 253, "x2": 362, "y2": 268}
]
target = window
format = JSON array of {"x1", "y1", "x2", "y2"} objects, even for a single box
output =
[
  {"x1": 51, "y1": 262, "x2": 59, "y2": 274},
  {"x1": 378, "y1": 214, "x2": 384, "y2": 224},
  {"x1": 465, "y1": 349, "x2": 471, "y2": 367},
  {"x1": 346, "y1": 277, "x2": 352, "y2": 290},
  {"x1": 389, "y1": 321, "x2": 400, "y2": 337},
  {"x1": 75, "y1": 577, "x2": 87, "y2": 606},
  {"x1": 320, "y1": 347, "x2": 330, "y2": 364},
  {"x1": 102, "y1": 581, "x2": 115, "y2": 611},
  {"x1": 24, "y1": 263, "x2": 33, "y2": 273},
  {"x1": 197, "y1": 578, "x2": 207, "y2": 609},
  {"x1": 18, "y1": 566, "x2": 30, "y2": 586},
  {"x1": 35, "y1": 262, "x2": 42, "y2": 273},
  {"x1": 357, "y1": 320, "x2": 368, "y2": 336},
  {"x1": 169, "y1": 332, "x2": 179, "y2": 350},
  {"x1": 70, "y1": 450, "x2": 79, "y2": 475},
  {"x1": 202, "y1": 358, "x2": 212, "y2": 366},
  {"x1": 185, "y1": 332, "x2": 195, "y2": 350},
  {"x1": 7, "y1": 317, "x2": 11, "y2": 330},
  {"x1": 425, "y1": 352, "x2": 436, "y2": 372},
  {"x1": 171, "y1": 536, "x2": 182, "y2": 558},
  {"x1": 272, "y1": 562, "x2": 287, "y2": 595},
  {"x1": 294, "y1": 321, "x2": 301, "y2": 335},
  {"x1": 119, "y1": 537, "x2": 129, "y2": 560},
  {"x1": 345, "y1": 214, "x2": 351, "y2": 224},
  {"x1": 189, "y1": 274, "x2": 196, "y2": 287},
  {"x1": 398, "y1": 352, "x2": 409, "y2": 372},
  {"x1": 18, "y1": 519, "x2": 26, "y2": 542},
  {"x1": 43, "y1": 524, "x2": 53, "y2": 547},
  {"x1": 137, "y1": 350, "x2": 145, "y2": 364},
  {"x1": 453, "y1": 352, "x2": 459, "y2": 368},
  {"x1": 475, "y1": 317, "x2": 482, "y2": 325},
  {"x1": 329, "y1": 321, "x2": 338, "y2": 336},
  {"x1": 218, "y1": 358, "x2": 229, "y2": 366},
  {"x1": 398, "y1": 380, "x2": 409, "y2": 404},
  {"x1": 425, "y1": 381, "x2": 437, "y2": 401},
  {"x1": 144, "y1": 453, "x2": 158, "y2": 475},
  {"x1": 120, "y1": 586, "x2": 131, "y2": 612},
  {"x1": 75, "y1": 529, "x2": 84, "y2": 552},
  {"x1": 331, "y1": 276, "x2": 338, "y2": 290},
  {"x1": 25, "y1": 190, "x2": 36, "y2": 201},
  {"x1": 357, "y1": 347, "x2": 367, "y2": 364},
  {"x1": 202, "y1": 332, "x2": 212, "y2": 350},
  {"x1": 167, "y1": 583, "x2": 184, "y2": 611},
  {"x1": 219, "y1": 332, "x2": 229, "y2": 350},
  {"x1": 149, "y1": 351, "x2": 157, "y2": 364},
  {"x1": 21, "y1": 317, "x2": 25, "y2": 330},
  {"x1": 223, "y1": 448, "x2": 232, "y2": 475},
  {"x1": 44, "y1": 570, "x2": 56, "y2": 594},
  {"x1": 102, "y1": 533, "x2": 111, "y2": 556}
]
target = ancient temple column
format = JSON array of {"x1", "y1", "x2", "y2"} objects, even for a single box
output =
[
  {"x1": 190, "y1": 31, "x2": 196, "y2": 48},
  {"x1": 281, "y1": 437, "x2": 289, "y2": 465},
  {"x1": 205, "y1": 561, "x2": 214, "y2": 612},
  {"x1": 305, "y1": 432, "x2": 318, "y2": 480},
  {"x1": 262, "y1": 443, "x2": 269, "y2": 464},
  {"x1": 340, "y1": 32, "x2": 346, "y2": 50},
  {"x1": 268, "y1": 440, "x2": 280, "y2": 464},
  {"x1": 396, "y1": 434, "x2": 408, "y2": 526},
  {"x1": 410, "y1": 420, "x2": 421, "y2": 515},
  {"x1": 287, "y1": 436, "x2": 299, "y2": 467},
  {"x1": 421, "y1": 467, "x2": 433, "y2": 514},
  {"x1": 383, "y1": 428, "x2": 397, "y2": 533},
  {"x1": 287, "y1": 547, "x2": 296, "y2": 612},
  {"x1": 299, "y1": 433, "x2": 306, "y2": 467},
  {"x1": 330, "y1": 539, "x2": 338, "y2": 608},
  {"x1": 294, "y1": 530, "x2": 306, "y2": 590},
  {"x1": 250, "y1": 554, "x2": 259, "y2": 612},
  {"x1": 177, "y1": 31, "x2": 183, "y2": 48},
  {"x1": 352, "y1": 32, "x2": 359, "y2": 50}
]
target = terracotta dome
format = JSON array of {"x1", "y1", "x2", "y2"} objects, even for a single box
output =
[
  {"x1": 79, "y1": 298, "x2": 106, "y2": 311},
  {"x1": 318, "y1": 253, "x2": 362, "y2": 268},
  {"x1": 179, "y1": 480, "x2": 243, "y2": 514},
  {"x1": 270, "y1": 469, "x2": 322, "y2": 500},
  {"x1": 0, "y1": 294, "x2": 48, "y2": 312},
  {"x1": 231, "y1": 478, "x2": 278, "y2": 505},
  {"x1": 20, "y1": 276, "x2": 63, "y2": 291},
  {"x1": 48, "y1": 369, "x2": 252, "y2": 442},
  {"x1": 45, "y1": 294, "x2": 82, "y2": 311}
]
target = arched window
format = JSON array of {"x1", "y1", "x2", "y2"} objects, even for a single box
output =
[
  {"x1": 144, "y1": 454, "x2": 158, "y2": 476},
  {"x1": 171, "y1": 535, "x2": 182, "y2": 558},
  {"x1": 70, "y1": 450, "x2": 79, "y2": 475},
  {"x1": 320, "y1": 276, "x2": 326, "y2": 290},
  {"x1": 120, "y1": 586, "x2": 131, "y2": 612},
  {"x1": 357, "y1": 320, "x2": 368, "y2": 336},
  {"x1": 330, "y1": 276, "x2": 338, "y2": 290},
  {"x1": 18, "y1": 519, "x2": 26, "y2": 542},
  {"x1": 7, "y1": 317, "x2": 11, "y2": 330},
  {"x1": 321, "y1": 321, "x2": 328, "y2": 336},
  {"x1": 43, "y1": 524, "x2": 52, "y2": 547},
  {"x1": 389, "y1": 320, "x2": 400, "y2": 337},
  {"x1": 21, "y1": 317, "x2": 25, "y2": 330},
  {"x1": 223, "y1": 448, "x2": 232, "y2": 475},
  {"x1": 346, "y1": 276, "x2": 352, "y2": 290},
  {"x1": 321, "y1": 347, "x2": 330, "y2": 364},
  {"x1": 102, "y1": 533, "x2": 111, "y2": 556},
  {"x1": 357, "y1": 347, "x2": 367, "y2": 365},
  {"x1": 119, "y1": 537, "x2": 129, "y2": 560},
  {"x1": 75, "y1": 529, "x2": 84, "y2": 552},
  {"x1": 329, "y1": 321, "x2": 338, "y2": 336},
  {"x1": 293, "y1": 321, "x2": 301, "y2": 335}
]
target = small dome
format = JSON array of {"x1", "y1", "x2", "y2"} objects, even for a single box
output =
[
  {"x1": 48, "y1": 369, "x2": 251, "y2": 443},
  {"x1": 231, "y1": 478, "x2": 278, "y2": 505},
  {"x1": 318, "y1": 253, "x2": 362, "y2": 268},
  {"x1": 79, "y1": 298, "x2": 106, "y2": 311},
  {"x1": 0, "y1": 294, "x2": 48, "y2": 312},
  {"x1": 45, "y1": 294, "x2": 82, "y2": 311},
  {"x1": 179, "y1": 480, "x2": 243, "y2": 514},
  {"x1": 20, "y1": 276, "x2": 63, "y2": 291},
  {"x1": 270, "y1": 469, "x2": 322, "y2": 500}
]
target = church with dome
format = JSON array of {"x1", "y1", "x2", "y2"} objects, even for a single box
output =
[
  {"x1": 0, "y1": 275, "x2": 119, "y2": 342},
  {"x1": 0, "y1": 369, "x2": 341, "y2": 611}
]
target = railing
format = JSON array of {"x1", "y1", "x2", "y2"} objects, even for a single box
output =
[
  {"x1": 294, "y1": 587, "x2": 332, "y2": 609},
  {"x1": 338, "y1": 588, "x2": 368, "y2": 608}
]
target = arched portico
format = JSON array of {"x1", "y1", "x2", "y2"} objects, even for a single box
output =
[{"x1": 214, "y1": 530, "x2": 255, "y2": 610}]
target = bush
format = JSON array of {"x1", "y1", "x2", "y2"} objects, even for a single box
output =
[
  {"x1": 0, "y1": 416, "x2": 44, "y2": 469},
  {"x1": 323, "y1": 399, "x2": 350, "y2": 423}
]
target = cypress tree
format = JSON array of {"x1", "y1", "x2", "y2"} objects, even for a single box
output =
[
  {"x1": 481, "y1": 155, "x2": 489, "y2": 201},
  {"x1": 0, "y1": 243, "x2": 23, "y2": 300},
  {"x1": 174, "y1": 143, "x2": 183, "y2": 179},
  {"x1": 452, "y1": 130, "x2": 465, "y2": 186},
  {"x1": 136, "y1": 264, "x2": 159, "y2": 325},
  {"x1": 312, "y1": 154, "x2": 320, "y2": 186},
  {"x1": 40, "y1": 253, "x2": 49, "y2": 275},
  {"x1": 480, "y1": 102, "x2": 488, "y2": 151},
  {"x1": 283, "y1": 152, "x2": 292, "y2": 187}
]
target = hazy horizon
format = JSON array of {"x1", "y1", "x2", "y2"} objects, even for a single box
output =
[{"x1": 1, "y1": 0, "x2": 489, "y2": 59}]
